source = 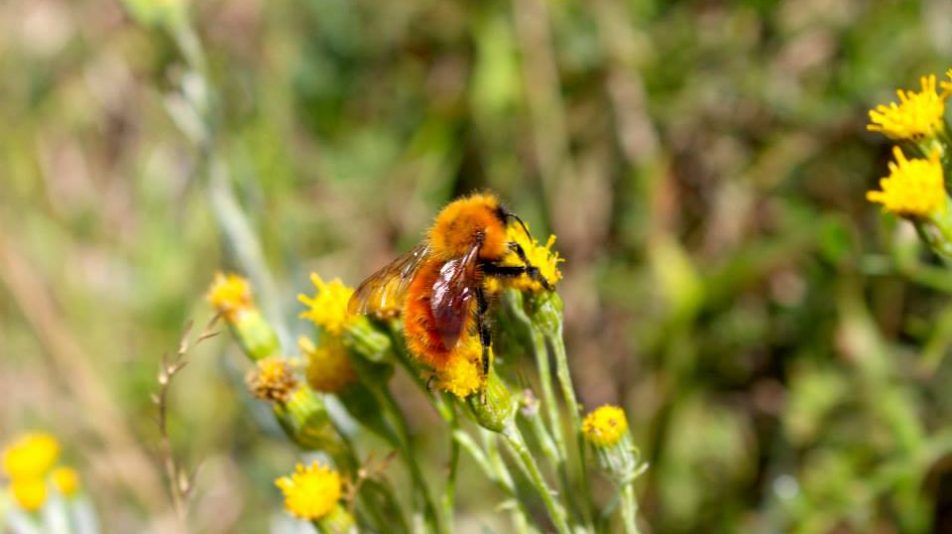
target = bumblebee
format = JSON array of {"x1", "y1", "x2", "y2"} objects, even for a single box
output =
[{"x1": 348, "y1": 193, "x2": 551, "y2": 382}]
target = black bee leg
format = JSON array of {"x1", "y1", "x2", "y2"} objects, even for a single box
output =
[
  {"x1": 476, "y1": 286, "x2": 492, "y2": 403},
  {"x1": 482, "y1": 262, "x2": 552, "y2": 291},
  {"x1": 508, "y1": 243, "x2": 552, "y2": 291}
]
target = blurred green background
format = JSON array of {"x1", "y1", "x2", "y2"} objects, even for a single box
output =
[{"x1": 4, "y1": 0, "x2": 952, "y2": 532}]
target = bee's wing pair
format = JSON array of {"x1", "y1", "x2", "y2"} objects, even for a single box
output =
[
  {"x1": 348, "y1": 240, "x2": 482, "y2": 351},
  {"x1": 348, "y1": 241, "x2": 432, "y2": 315}
]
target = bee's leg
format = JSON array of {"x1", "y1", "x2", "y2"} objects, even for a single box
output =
[
  {"x1": 475, "y1": 286, "x2": 492, "y2": 402},
  {"x1": 508, "y1": 243, "x2": 552, "y2": 290},
  {"x1": 482, "y1": 262, "x2": 552, "y2": 291}
]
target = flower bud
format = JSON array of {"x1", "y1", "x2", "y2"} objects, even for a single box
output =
[
  {"x1": 582, "y1": 405, "x2": 644, "y2": 485},
  {"x1": 274, "y1": 387, "x2": 346, "y2": 455},
  {"x1": 467, "y1": 371, "x2": 517, "y2": 433},
  {"x1": 207, "y1": 273, "x2": 281, "y2": 361}
]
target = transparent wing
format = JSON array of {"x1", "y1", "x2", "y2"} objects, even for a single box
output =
[
  {"x1": 348, "y1": 241, "x2": 431, "y2": 316},
  {"x1": 430, "y1": 244, "x2": 480, "y2": 350}
]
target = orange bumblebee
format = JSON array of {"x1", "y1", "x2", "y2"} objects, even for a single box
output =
[{"x1": 348, "y1": 193, "x2": 551, "y2": 380}]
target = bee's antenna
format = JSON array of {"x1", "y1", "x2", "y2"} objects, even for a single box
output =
[{"x1": 500, "y1": 206, "x2": 532, "y2": 237}]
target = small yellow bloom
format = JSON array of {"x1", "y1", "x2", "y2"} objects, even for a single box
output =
[
  {"x1": 436, "y1": 336, "x2": 485, "y2": 398},
  {"x1": 275, "y1": 462, "x2": 342, "y2": 521},
  {"x1": 2, "y1": 433, "x2": 60, "y2": 481},
  {"x1": 51, "y1": 467, "x2": 80, "y2": 497},
  {"x1": 300, "y1": 336, "x2": 357, "y2": 393},
  {"x1": 10, "y1": 478, "x2": 47, "y2": 512},
  {"x1": 867, "y1": 147, "x2": 947, "y2": 217},
  {"x1": 868, "y1": 74, "x2": 947, "y2": 141},
  {"x1": 507, "y1": 225, "x2": 564, "y2": 292},
  {"x1": 207, "y1": 272, "x2": 254, "y2": 322},
  {"x1": 246, "y1": 356, "x2": 299, "y2": 403},
  {"x1": 299, "y1": 274, "x2": 356, "y2": 336},
  {"x1": 582, "y1": 405, "x2": 629, "y2": 448}
]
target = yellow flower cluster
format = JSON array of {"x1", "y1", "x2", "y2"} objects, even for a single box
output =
[
  {"x1": 299, "y1": 274, "x2": 357, "y2": 336},
  {"x1": 2, "y1": 432, "x2": 81, "y2": 513},
  {"x1": 868, "y1": 74, "x2": 947, "y2": 141},
  {"x1": 207, "y1": 272, "x2": 254, "y2": 322},
  {"x1": 867, "y1": 147, "x2": 946, "y2": 217},
  {"x1": 582, "y1": 405, "x2": 629, "y2": 448},
  {"x1": 435, "y1": 334, "x2": 486, "y2": 398},
  {"x1": 300, "y1": 336, "x2": 357, "y2": 393},
  {"x1": 275, "y1": 461, "x2": 342, "y2": 520},
  {"x1": 507, "y1": 225, "x2": 564, "y2": 292}
]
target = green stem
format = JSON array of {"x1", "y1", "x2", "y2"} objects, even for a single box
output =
[
  {"x1": 378, "y1": 387, "x2": 445, "y2": 534},
  {"x1": 521, "y1": 309, "x2": 568, "y2": 463},
  {"x1": 477, "y1": 430, "x2": 533, "y2": 534},
  {"x1": 547, "y1": 331, "x2": 595, "y2": 528},
  {"x1": 501, "y1": 424, "x2": 572, "y2": 534},
  {"x1": 443, "y1": 411, "x2": 461, "y2": 530},
  {"x1": 620, "y1": 484, "x2": 641, "y2": 534}
]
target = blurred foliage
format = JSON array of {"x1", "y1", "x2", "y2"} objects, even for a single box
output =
[{"x1": 3, "y1": 0, "x2": 952, "y2": 532}]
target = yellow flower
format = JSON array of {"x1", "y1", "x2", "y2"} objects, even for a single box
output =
[
  {"x1": 10, "y1": 478, "x2": 47, "y2": 512},
  {"x1": 582, "y1": 405, "x2": 629, "y2": 448},
  {"x1": 435, "y1": 334, "x2": 486, "y2": 398},
  {"x1": 300, "y1": 336, "x2": 357, "y2": 393},
  {"x1": 2, "y1": 433, "x2": 60, "y2": 481},
  {"x1": 868, "y1": 74, "x2": 947, "y2": 140},
  {"x1": 207, "y1": 272, "x2": 254, "y2": 322},
  {"x1": 299, "y1": 274, "x2": 356, "y2": 336},
  {"x1": 507, "y1": 225, "x2": 564, "y2": 292},
  {"x1": 867, "y1": 147, "x2": 947, "y2": 217},
  {"x1": 246, "y1": 356, "x2": 299, "y2": 403},
  {"x1": 941, "y1": 69, "x2": 952, "y2": 98},
  {"x1": 275, "y1": 462, "x2": 342, "y2": 521},
  {"x1": 51, "y1": 467, "x2": 80, "y2": 497}
]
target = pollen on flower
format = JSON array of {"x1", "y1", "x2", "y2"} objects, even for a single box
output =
[
  {"x1": 507, "y1": 225, "x2": 564, "y2": 292},
  {"x1": 868, "y1": 74, "x2": 947, "y2": 140},
  {"x1": 300, "y1": 336, "x2": 357, "y2": 393},
  {"x1": 435, "y1": 335, "x2": 485, "y2": 398},
  {"x1": 10, "y1": 478, "x2": 47, "y2": 512},
  {"x1": 298, "y1": 274, "x2": 356, "y2": 336},
  {"x1": 582, "y1": 405, "x2": 629, "y2": 448},
  {"x1": 51, "y1": 467, "x2": 80, "y2": 497},
  {"x1": 207, "y1": 272, "x2": 254, "y2": 322},
  {"x1": 867, "y1": 147, "x2": 947, "y2": 217},
  {"x1": 246, "y1": 356, "x2": 299, "y2": 403},
  {"x1": 275, "y1": 462, "x2": 342, "y2": 521},
  {"x1": 2, "y1": 433, "x2": 60, "y2": 481}
]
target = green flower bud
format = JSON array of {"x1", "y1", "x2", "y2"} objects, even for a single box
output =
[
  {"x1": 275, "y1": 387, "x2": 346, "y2": 456},
  {"x1": 467, "y1": 371, "x2": 517, "y2": 433}
]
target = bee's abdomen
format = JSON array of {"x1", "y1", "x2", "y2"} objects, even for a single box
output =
[{"x1": 404, "y1": 261, "x2": 454, "y2": 367}]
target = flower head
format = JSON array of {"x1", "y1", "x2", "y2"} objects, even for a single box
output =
[
  {"x1": 51, "y1": 467, "x2": 80, "y2": 497},
  {"x1": 300, "y1": 336, "x2": 357, "y2": 393},
  {"x1": 2, "y1": 433, "x2": 60, "y2": 481},
  {"x1": 508, "y1": 225, "x2": 564, "y2": 292},
  {"x1": 207, "y1": 272, "x2": 254, "y2": 322},
  {"x1": 433, "y1": 334, "x2": 485, "y2": 398},
  {"x1": 867, "y1": 147, "x2": 947, "y2": 217},
  {"x1": 10, "y1": 478, "x2": 47, "y2": 512},
  {"x1": 246, "y1": 356, "x2": 299, "y2": 403},
  {"x1": 582, "y1": 405, "x2": 629, "y2": 448},
  {"x1": 275, "y1": 462, "x2": 342, "y2": 520},
  {"x1": 868, "y1": 74, "x2": 947, "y2": 141},
  {"x1": 299, "y1": 274, "x2": 356, "y2": 336}
]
